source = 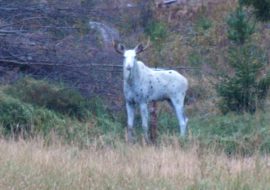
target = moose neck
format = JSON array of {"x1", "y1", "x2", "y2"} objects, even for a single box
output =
[{"x1": 124, "y1": 59, "x2": 141, "y2": 87}]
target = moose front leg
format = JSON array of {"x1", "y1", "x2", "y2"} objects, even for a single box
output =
[{"x1": 126, "y1": 102, "x2": 135, "y2": 143}]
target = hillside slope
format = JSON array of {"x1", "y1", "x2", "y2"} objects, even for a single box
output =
[{"x1": 0, "y1": 0, "x2": 269, "y2": 112}]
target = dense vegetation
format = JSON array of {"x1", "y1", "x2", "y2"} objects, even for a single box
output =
[
  {"x1": 0, "y1": 77, "x2": 269, "y2": 156},
  {"x1": 1, "y1": 76, "x2": 270, "y2": 189},
  {"x1": 0, "y1": 77, "x2": 124, "y2": 146},
  {"x1": 217, "y1": 5, "x2": 270, "y2": 113}
]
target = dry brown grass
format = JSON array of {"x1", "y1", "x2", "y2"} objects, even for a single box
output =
[{"x1": 0, "y1": 137, "x2": 270, "y2": 190}]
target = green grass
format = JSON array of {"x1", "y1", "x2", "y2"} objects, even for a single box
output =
[
  {"x1": 1, "y1": 77, "x2": 270, "y2": 155},
  {"x1": 190, "y1": 112, "x2": 270, "y2": 155},
  {"x1": 154, "y1": 108, "x2": 270, "y2": 155}
]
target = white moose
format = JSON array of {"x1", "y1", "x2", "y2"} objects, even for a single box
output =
[{"x1": 114, "y1": 41, "x2": 188, "y2": 143}]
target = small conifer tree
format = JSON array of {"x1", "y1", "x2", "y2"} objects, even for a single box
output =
[
  {"x1": 240, "y1": 0, "x2": 270, "y2": 21},
  {"x1": 217, "y1": 5, "x2": 270, "y2": 113},
  {"x1": 217, "y1": 45, "x2": 269, "y2": 113},
  {"x1": 227, "y1": 6, "x2": 255, "y2": 45}
]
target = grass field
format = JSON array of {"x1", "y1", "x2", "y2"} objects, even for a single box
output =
[
  {"x1": 0, "y1": 138, "x2": 270, "y2": 190},
  {"x1": 1, "y1": 78, "x2": 270, "y2": 189}
]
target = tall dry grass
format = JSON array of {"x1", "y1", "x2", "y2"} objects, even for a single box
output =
[{"x1": 0, "y1": 138, "x2": 270, "y2": 190}]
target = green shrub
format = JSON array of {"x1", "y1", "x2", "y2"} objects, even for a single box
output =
[
  {"x1": 0, "y1": 77, "x2": 125, "y2": 146},
  {"x1": 217, "y1": 44, "x2": 270, "y2": 113},
  {"x1": 217, "y1": 5, "x2": 270, "y2": 113},
  {"x1": 32, "y1": 108, "x2": 66, "y2": 135},
  {"x1": 0, "y1": 94, "x2": 33, "y2": 135},
  {"x1": 0, "y1": 92, "x2": 66, "y2": 137},
  {"x1": 6, "y1": 77, "x2": 92, "y2": 120},
  {"x1": 240, "y1": 0, "x2": 270, "y2": 21},
  {"x1": 227, "y1": 6, "x2": 255, "y2": 45}
]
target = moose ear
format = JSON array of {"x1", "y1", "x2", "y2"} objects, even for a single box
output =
[
  {"x1": 135, "y1": 39, "x2": 150, "y2": 54},
  {"x1": 135, "y1": 43, "x2": 144, "y2": 54},
  {"x1": 113, "y1": 40, "x2": 125, "y2": 55}
]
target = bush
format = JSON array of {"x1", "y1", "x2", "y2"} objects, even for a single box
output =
[
  {"x1": 217, "y1": 44, "x2": 270, "y2": 113},
  {"x1": 0, "y1": 78, "x2": 124, "y2": 146},
  {"x1": 0, "y1": 94, "x2": 33, "y2": 135},
  {"x1": 6, "y1": 78, "x2": 92, "y2": 120},
  {"x1": 240, "y1": 0, "x2": 270, "y2": 21},
  {"x1": 227, "y1": 6, "x2": 255, "y2": 45},
  {"x1": 0, "y1": 92, "x2": 66, "y2": 137},
  {"x1": 217, "y1": 5, "x2": 270, "y2": 113}
]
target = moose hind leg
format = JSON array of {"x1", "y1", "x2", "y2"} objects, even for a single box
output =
[
  {"x1": 126, "y1": 102, "x2": 135, "y2": 143},
  {"x1": 171, "y1": 98, "x2": 188, "y2": 137},
  {"x1": 140, "y1": 103, "x2": 150, "y2": 144}
]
